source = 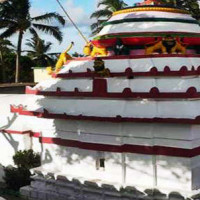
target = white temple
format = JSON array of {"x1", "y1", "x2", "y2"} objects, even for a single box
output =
[{"x1": 0, "y1": 1, "x2": 200, "y2": 199}]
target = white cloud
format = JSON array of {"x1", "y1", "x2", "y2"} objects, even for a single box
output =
[{"x1": 63, "y1": 0, "x2": 94, "y2": 27}]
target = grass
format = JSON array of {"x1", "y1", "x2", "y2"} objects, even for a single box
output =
[{"x1": 0, "y1": 187, "x2": 23, "y2": 200}]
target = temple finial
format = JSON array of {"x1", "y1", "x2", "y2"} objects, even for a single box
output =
[{"x1": 136, "y1": 0, "x2": 162, "y2": 6}]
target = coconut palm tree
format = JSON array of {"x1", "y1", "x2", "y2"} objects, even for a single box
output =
[
  {"x1": 90, "y1": 0, "x2": 127, "y2": 35},
  {"x1": 0, "y1": 0, "x2": 65, "y2": 83},
  {"x1": 161, "y1": 0, "x2": 200, "y2": 19},
  {"x1": 0, "y1": 38, "x2": 14, "y2": 82},
  {"x1": 25, "y1": 32, "x2": 57, "y2": 67}
]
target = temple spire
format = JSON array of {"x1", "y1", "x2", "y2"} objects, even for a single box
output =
[{"x1": 137, "y1": 0, "x2": 162, "y2": 6}]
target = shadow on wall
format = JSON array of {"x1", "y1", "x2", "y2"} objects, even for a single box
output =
[
  {"x1": 43, "y1": 149, "x2": 53, "y2": 165},
  {"x1": 0, "y1": 114, "x2": 19, "y2": 153}
]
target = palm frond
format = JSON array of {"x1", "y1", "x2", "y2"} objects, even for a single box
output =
[
  {"x1": 97, "y1": 0, "x2": 109, "y2": 8},
  {"x1": 23, "y1": 50, "x2": 35, "y2": 53},
  {"x1": 0, "y1": 38, "x2": 14, "y2": 47},
  {"x1": 0, "y1": 19, "x2": 17, "y2": 29},
  {"x1": 98, "y1": 0, "x2": 127, "y2": 10},
  {"x1": 0, "y1": 0, "x2": 16, "y2": 19},
  {"x1": 90, "y1": 9, "x2": 112, "y2": 19},
  {"x1": 44, "y1": 54, "x2": 55, "y2": 65},
  {"x1": 32, "y1": 23, "x2": 63, "y2": 43},
  {"x1": 26, "y1": 41, "x2": 35, "y2": 49},
  {"x1": 32, "y1": 12, "x2": 65, "y2": 26},
  {"x1": 0, "y1": 0, "x2": 31, "y2": 21},
  {"x1": 44, "y1": 42, "x2": 52, "y2": 52},
  {"x1": 90, "y1": 0, "x2": 127, "y2": 34},
  {"x1": 29, "y1": 28, "x2": 39, "y2": 38},
  {"x1": 90, "y1": 19, "x2": 106, "y2": 36},
  {"x1": 0, "y1": 25, "x2": 18, "y2": 38}
]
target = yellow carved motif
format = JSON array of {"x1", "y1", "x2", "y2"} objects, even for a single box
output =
[
  {"x1": 84, "y1": 42, "x2": 107, "y2": 57},
  {"x1": 47, "y1": 42, "x2": 74, "y2": 75},
  {"x1": 145, "y1": 36, "x2": 187, "y2": 55}
]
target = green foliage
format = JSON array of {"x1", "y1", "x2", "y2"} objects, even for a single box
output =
[
  {"x1": 3, "y1": 53, "x2": 34, "y2": 83},
  {"x1": 72, "y1": 52, "x2": 84, "y2": 57},
  {"x1": 90, "y1": 0, "x2": 127, "y2": 35},
  {"x1": 3, "y1": 150, "x2": 41, "y2": 191},
  {"x1": 13, "y1": 149, "x2": 41, "y2": 169},
  {"x1": 3, "y1": 167, "x2": 31, "y2": 191},
  {"x1": 0, "y1": 38, "x2": 14, "y2": 82},
  {"x1": 161, "y1": 0, "x2": 200, "y2": 20},
  {"x1": 0, "y1": 0, "x2": 65, "y2": 82},
  {"x1": 26, "y1": 32, "x2": 57, "y2": 67}
]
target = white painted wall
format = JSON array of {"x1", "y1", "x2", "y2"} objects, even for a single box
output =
[
  {"x1": 33, "y1": 68, "x2": 52, "y2": 83},
  {"x1": 1, "y1": 91, "x2": 200, "y2": 194}
]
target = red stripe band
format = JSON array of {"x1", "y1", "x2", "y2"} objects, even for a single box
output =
[
  {"x1": 39, "y1": 137, "x2": 200, "y2": 158},
  {"x1": 63, "y1": 54, "x2": 200, "y2": 62},
  {"x1": 10, "y1": 105, "x2": 200, "y2": 125},
  {"x1": 0, "y1": 130, "x2": 40, "y2": 137},
  {"x1": 26, "y1": 84, "x2": 200, "y2": 99},
  {"x1": 54, "y1": 66, "x2": 200, "y2": 79},
  {"x1": 2, "y1": 129, "x2": 200, "y2": 158}
]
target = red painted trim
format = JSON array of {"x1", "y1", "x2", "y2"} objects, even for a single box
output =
[
  {"x1": 39, "y1": 137, "x2": 200, "y2": 158},
  {"x1": 94, "y1": 32, "x2": 200, "y2": 39},
  {"x1": 92, "y1": 37, "x2": 157, "y2": 47},
  {"x1": 68, "y1": 54, "x2": 200, "y2": 62},
  {"x1": 55, "y1": 66, "x2": 200, "y2": 78},
  {"x1": 26, "y1": 82, "x2": 200, "y2": 99},
  {"x1": 92, "y1": 37, "x2": 200, "y2": 47},
  {"x1": 30, "y1": 132, "x2": 41, "y2": 138},
  {"x1": 104, "y1": 32, "x2": 200, "y2": 36},
  {"x1": 183, "y1": 38, "x2": 200, "y2": 45},
  {"x1": 1, "y1": 128, "x2": 199, "y2": 157},
  {"x1": 10, "y1": 105, "x2": 200, "y2": 125},
  {"x1": 0, "y1": 129, "x2": 40, "y2": 137}
]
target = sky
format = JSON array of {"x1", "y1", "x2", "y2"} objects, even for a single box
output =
[{"x1": 9, "y1": 0, "x2": 141, "y2": 54}]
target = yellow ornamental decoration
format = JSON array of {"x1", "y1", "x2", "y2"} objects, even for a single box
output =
[
  {"x1": 46, "y1": 42, "x2": 74, "y2": 75},
  {"x1": 145, "y1": 36, "x2": 187, "y2": 55},
  {"x1": 83, "y1": 42, "x2": 108, "y2": 57},
  {"x1": 113, "y1": 7, "x2": 189, "y2": 16}
]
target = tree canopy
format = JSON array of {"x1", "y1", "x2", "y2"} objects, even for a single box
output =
[
  {"x1": 161, "y1": 0, "x2": 200, "y2": 19},
  {"x1": 25, "y1": 32, "x2": 56, "y2": 67},
  {"x1": 0, "y1": 0, "x2": 66, "y2": 82}
]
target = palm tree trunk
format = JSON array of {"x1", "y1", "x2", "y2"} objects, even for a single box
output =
[
  {"x1": 0, "y1": 51, "x2": 6, "y2": 82},
  {"x1": 0, "y1": 50, "x2": 3, "y2": 82},
  {"x1": 15, "y1": 31, "x2": 23, "y2": 83}
]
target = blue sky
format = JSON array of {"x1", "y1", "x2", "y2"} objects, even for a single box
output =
[
  {"x1": 31, "y1": 0, "x2": 139, "y2": 15},
  {"x1": 17, "y1": 0, "x2": 141, "y2": 54}
]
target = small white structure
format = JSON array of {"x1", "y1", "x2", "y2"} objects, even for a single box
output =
[{"x1": 33, "y1": 67, "x2": 52, "y2": 83}]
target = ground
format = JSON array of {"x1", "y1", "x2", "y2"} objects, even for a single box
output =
[{"x1": 1, "y1": 195, "x2": 23, "y2": 200}]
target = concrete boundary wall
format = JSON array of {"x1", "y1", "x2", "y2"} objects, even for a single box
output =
[{"x1": 20, "y1": 174, "x2": 200, "y2": 200}]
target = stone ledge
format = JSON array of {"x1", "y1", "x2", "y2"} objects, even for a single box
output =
[
  {"x1": 20, "y1": 175, "x2": 200, "y2": 200},
  {"x1": 0, "y1": 83, "x2": 35, "y2": 94}
]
